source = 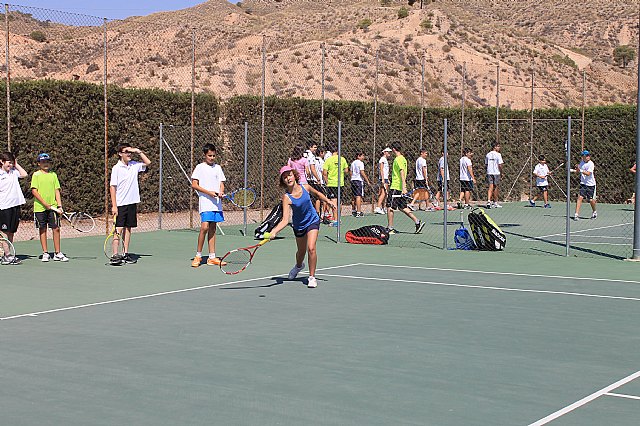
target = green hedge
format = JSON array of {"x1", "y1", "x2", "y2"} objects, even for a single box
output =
[{"x1": 0, "y1": 80, "x2": 219, "y2": 217}]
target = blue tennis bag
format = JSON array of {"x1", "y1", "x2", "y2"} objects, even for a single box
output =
[{"x1": 454, "y1": 224, "x2": 475, "y2": 250}]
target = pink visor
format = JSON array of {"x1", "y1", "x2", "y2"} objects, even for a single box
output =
[{"x1": 279, "y1": 165, "x2": 294, "y2": 175}]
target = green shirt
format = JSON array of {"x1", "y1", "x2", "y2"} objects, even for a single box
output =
[
  {"x1": 390, "y1": 154, "x2": 407, "y2": 191},
  {"x1": 322, "y1": 155, "x2": 348, "y2": 187},
  {"x1": 31, "y1": 170, "x2": 61, "y2": 213}
]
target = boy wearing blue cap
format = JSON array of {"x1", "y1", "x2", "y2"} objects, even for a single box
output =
[
  {"x1": 573, "y1": 150, "x2": 597, "y2": 220},
  {"x1": 31, "y1": 153, "x2": 68, "y2": 262}
]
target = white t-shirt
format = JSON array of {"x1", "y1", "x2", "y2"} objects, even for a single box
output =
[
  {"x1": 304, "y1": 150, "x2": 318, "y2": 182},
  {"x1": 192, "y1": 162, "x2": 226, "y2": 213},
  {"x1": 0, "y1": 168, "x2": 25, "y2": 210},
  {"x1": 485, "y1": 150, "x2": 504, "y2": 175},
  {"x1": 378, "y1": 156, "x2": 389, "y2": 180},
  {"x1": 579, "y1": 160, "x2": 596, "y2": 186},
  {"x1": 315, "y1": 157, "x2": 325, "y2": 184},
  {"x1": 460, "y1": 156, "x2": 473, "y2": 181},
  {"x1": 534, "y1": 163, "x2": 549, "y2": 186},
  {"x1": 415, "y1": 157, "x2": 427, "y2": 180},
  {"x1": 438, "y1": 156, "x2": 450, "y2": 181},
  {"x1": 351, "y1": 159, "x2": 365, "y2": 181},
  {"x1": 110, "y1": 160, "x2": 146, "y2": 206},
  {"x1": 323, "y1": 151, "x2": 332, "y2": 161}
]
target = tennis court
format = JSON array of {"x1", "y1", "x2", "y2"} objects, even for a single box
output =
[{"x1": 1, "y1": 228, "x2": 639, "y2": 425}]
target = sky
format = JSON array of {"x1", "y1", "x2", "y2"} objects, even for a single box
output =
[{"x1": 12, "y1": 1, "x2": 241, "y2": 19}]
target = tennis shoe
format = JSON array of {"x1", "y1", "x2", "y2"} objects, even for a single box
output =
[
  {"x1": 529, "y1": 200, "x2": 535, "y2": 207},
  {"x1": 54, "y1": 252, "x2": 69, "y2": 262},
  {"x1": 288, "y1": 262, "x2": 305, "y2": 279},
  {"x1": 486, "y1": 203, "x2": 492, "y2": 209},
  {"x1": 388, "y1": 228, "x2": 397, "y2": 235},
  {"x1": 122, "y1": 254, "x2": 136, "y2": 264},
  {"x1": 307, "y1": 276, "x2": 317, "y2": 288},
  {"x1": 573, "y1": 213, "x2": 579, "y2": 221},
  {"x1": 415, "y1": 220, "x2": 426, "y2": 234},
  {"x1": 544, "y1": 204, "x2": 551, "y2": 208},
  {"x1": 374, "y1": 207, "x2": 385, "y2": 215},
  {"x1": 1, "y1": 256, "x2": 20, "y2": 265},
  {"x1": 591, "y1": 211, "x2": 597, "y2": 219},
  {"x1": 191, "y1": 256, "x2": 202, "y2": 267},
  {"x1": 207, "y1": 257, "x2": 226, "y2": 266},
  {"x1": 493, "y1": 203, "x2": 503, "y2": 208},
  {"x1": 41, "y1": 252, "x2": 50, "y2": 262},
  {"x1": 407, "y1": 203, "x2": 417, "y2": 211},
  {"x1": 355, "y1": 211, "x2": 365, "y2": 217}
]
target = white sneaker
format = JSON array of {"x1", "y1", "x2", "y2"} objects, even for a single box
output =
[
  {"x1": 307, "y1": 276, "x2": 317, "y2": 288},
  {"x1": 493, "y1": 203, "x2": 503, "y2": 208},
  {"x1": 573, "y1": 213, "x2": 579, "y2": 221},
  {"x1": 41, "y1": 252, "x2": 50, "y2": 262},
  {"x1": 288, "y1": 262, "x2": 305, "y2": 279},
  {"x1": 374, "y1": 207, "x2": 385, "y2": 215},
  {"x1": 407, "y1": 204, "x2": 417, "y2": 211},
  {"x1": 591, "y1": 211, "x2": 597, "y2": 219},
  {"x1": 53, "y1": 252, "x2": 69, "y2": 262}
]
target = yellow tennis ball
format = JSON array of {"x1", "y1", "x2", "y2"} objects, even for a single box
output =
[{"x1": 263, "y1": 232, "x2": 271, "y2": 239}]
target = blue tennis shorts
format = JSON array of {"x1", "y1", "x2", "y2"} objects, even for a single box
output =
[{"x1": 200, "y1": 211, "x2": 224, "y2": 223}]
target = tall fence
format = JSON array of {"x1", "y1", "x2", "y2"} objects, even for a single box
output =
[{"x1": 0, "y1": 4, "x2": 637, "y2": 260}]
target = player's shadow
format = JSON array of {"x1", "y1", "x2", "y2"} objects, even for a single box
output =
[{"x1": 221, "y1": 276, "x2": 322, "y2": 290}]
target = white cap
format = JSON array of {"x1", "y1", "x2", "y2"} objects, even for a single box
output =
[{"x1": 382, "y1": 147, "x2": 392, "y2": 152}]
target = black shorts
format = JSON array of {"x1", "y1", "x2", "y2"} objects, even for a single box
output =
[
  {"x1": 386, "y1": 189, "x2": 408, "y2": 210},
  {"x1": 414, "y1": 179, "x2": 427, "y2": 189},
  {"x1": 437, "y1": 180, "x2": 449, "y2": 192},
  {"x1": 460, "y1": 180, "x2": 474, "y2": 192},
  {"x1": 579, "y1": 184, "x2": 596, "y2": 201},
  {"x1": 309, "y1": 182, "x2": 326, "y2": 196},
  {"x1": 537, "y1": 185, "x2": 548, "y2": 193},
  {"x1": 293, "y1": 221, "x2": 320, "y2": 238},
  {"x1": 351, "y1": 180, "x2": 364, "y2": 197},
  {"x1": 34, "y1": 209, "x2": 60, "y2": 230},
  {"x1": 116, "y1": 204, "x2": 138, "y2": 228},
  {"x1": 326, "y1": 186, "x2": 339, "y2": 200},
  {"x1": 0, "y1": 205, "x2": 20, "y2": 233}
]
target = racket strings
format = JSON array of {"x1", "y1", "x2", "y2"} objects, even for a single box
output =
[
  {"x1": 234, "y1": 189, "x2": 256, "y2": 207},
  {"x1": 220, "y1": 249, "x2": 251, "y2": 273}
]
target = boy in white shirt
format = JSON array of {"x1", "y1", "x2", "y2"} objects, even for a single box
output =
[
  {"x1": 191, "y1": 143, "x2": 227, "y2": 267},
  {"x1": 110, "y1": 143, "x2": 151, "y2": 264},
  {"x1": 529, "y1": 155, "x2": 551, "y2": 208},
  {"x1": 375, "y1": 147, "x2": 391, "y2": 214},
  {"x1": 0, "y1": 152, "x2": 27, "y2": 264},
  {"x1": 409, "y1": 149, "x2": 429, "y2": 211},
  {"x1": 485, "y1": 143, "x2": 504, "y2": 208},
  {"x1": 573, "y1": 150, "x2": 597, "y2": 220},
  {"x1": 435, "y1": 151, "x2": 450, "y2": 209},
  {"x1": 459, "y1": 148, "x2": 476, "y2": 208},
  {"x1": 350, "y1": 152, "x2": 370, "y2": 217}
]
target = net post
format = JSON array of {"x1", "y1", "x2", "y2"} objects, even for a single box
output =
[
  {"x1": 189, "y1": 27, "x2": 196, "y2": 230},
  {"x1": 159, "y1": 123, "x2": 163, "y2": 230},
  {"x1": 260, "y1": 35, "x2": 266, "y2": 222},
  {"x1": 443, "y1": 118, "x2": 448, "y2": 250},
  {"x1": 243, "y1": 122, "x2": 248, "y2": 237},
  {"x1": 103, "y1": 17, "x2": 109, "y2": 235},
  {"x1": 631, "y1": 15, "x2": 640, "y2": 260},
  {"x1": 337, "y1": 121, "x2": 342, "y2": 243},
  {"x1": 565, "y1": 117, "x2": 571, "y2": 256},
  {"x1": 5, "y1": 4, "x2": 10, "y2": 152}
]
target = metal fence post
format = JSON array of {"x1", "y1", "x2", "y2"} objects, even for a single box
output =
[
  {"x1": 320, "y1": 42, "x2": 325, "y2": 148},
  {"x1": 443, "y1": 118, "x2": 448, "y2": 250},
  {"x1": 337, "y1": 121, "x2": 342, "y2": 243},
  {"x1": 5, "y1": 4, "x2": 10, "y2": 152},
  {"x1": 103, "y1": 17, "x2": 109, "y2": 234},
  {"x1": 159, "y1": 123, "x2": 164, "y2": 230},
  {"x1": 632, "y1": 16, "x2": 640, "y2": 260},
  {"x1": 244, "y1": 121, "x2": 248, "y2": 237},
  {"x1": 565, "y1": 117, "x2": 571, "y2": 256},
  {"x1": 189, "y1": 27, "x2": 196, "y2": 229}
]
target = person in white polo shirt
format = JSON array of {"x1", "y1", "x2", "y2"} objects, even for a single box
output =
[
  {"x1": 109, "y1": 143, "x2": 151, "y2": 264},
  {"x1": 573, "y1": 150, "x2": 597, "y2": 220},
  {"x1": 350, "y1": 152, "x2": 371, "y2": 217},
  {"x1": 0, "y1": 152, "x2": 27, "y2": 264},
  {"x1": 485, "y1": 142, "x2": 504, "y2": 208},
  {"x1": 375, "y1": 147, "x2": 392, "y2": 215}
]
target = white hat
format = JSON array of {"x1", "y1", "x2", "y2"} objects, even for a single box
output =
[{"x1": 382, "y1": 147, "x2": 392, "y2": 152}]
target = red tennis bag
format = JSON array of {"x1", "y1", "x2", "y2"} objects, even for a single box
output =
[{"x1": 345, "y1": 225, "x2": 389, "y2": 245}]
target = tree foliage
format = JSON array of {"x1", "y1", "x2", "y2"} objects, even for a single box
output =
[{"x1": 613, "y1": 45, "x2": 636, "y2": 68}]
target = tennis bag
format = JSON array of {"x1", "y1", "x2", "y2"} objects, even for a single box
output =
[
  {"x1": 254, "y1": 203, "x2": 283, "y2": 239},
  {"x1": 345, "y1": 225, "x2": 389, "y2": 245},
  {"x1": 467, "y1": 208, "x2": 506, "y2": 251},
  {"x1": 454, "y1": 224, "x2": 476, "y2": 250}
]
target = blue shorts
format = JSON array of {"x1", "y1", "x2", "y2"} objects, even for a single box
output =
[
  {"x1": 293, "y1": 221, "x2": 320, "y2": 238},
  {"x1": 200, "y1": 211, "x2": 225, "y2": 223}
]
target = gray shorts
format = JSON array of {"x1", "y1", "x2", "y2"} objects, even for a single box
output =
[{"x1": 487, "y1": 174, "x2": 501, "y2": 185}]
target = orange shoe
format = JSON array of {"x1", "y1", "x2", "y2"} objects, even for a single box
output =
[
  {"x1": 191, "y1": 256, "x2": 202, "y2": 267},
  {"x1": 207, "y1": 257, "x2": 227, "y2": 266}
]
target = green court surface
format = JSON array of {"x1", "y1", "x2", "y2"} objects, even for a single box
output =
[{"x1": 1, "y1": 229, "x2": 639, "y2": 425}]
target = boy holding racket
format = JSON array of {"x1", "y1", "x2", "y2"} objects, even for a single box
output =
[
  {"x1": 109, "y1": 143, "x2": 151, "y2": 264},
  {"x1": 573, "y1": 150, "x2": 597, "y2": 221},
  {"x1": 269, "y1": 165, "x2": 335, "y2": 288},
  {"x1": 529, "y1": 155, "x2": 551, "y2": 208},
  {"x1": 386, "y1": 144, "x2": 425, "y2": 235},
  {"x1": 31, "y1": 153, "x2": 68, "y2": 262},
  {"x1": 0, "y1": 152, "x2": 27, "y2": 264},
  {"x1": 191, "y1": 143, "x2": 227, "y2": 267}
]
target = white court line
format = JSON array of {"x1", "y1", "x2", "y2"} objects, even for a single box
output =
[
  {"x1": 0, "y1": 263, "x2": 359, "y2": 321},
  {"x1": 357, "y1": 263, "x2": 640, "y2": 286},
  {"x1": 569, "y1": 235, "x2": 632, "y2": 239},
  {"x1": 605, "y1": 392, "x2": 640, "y2": 401},
  {"x1": 522, "y1": 222, "x2": 633, "y2": 241},
  {"x1": 545, "y1": 241, "x2": 631, "y2": 246},
  {"x1": 529, "y1": 370, "x2": 640, "y2": 425},
  {"x1": 316, "y1": 273, "x2": 640, "y2": 302}
]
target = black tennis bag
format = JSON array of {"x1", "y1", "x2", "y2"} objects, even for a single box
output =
[
  {"x1": 254, "y1": 203, "x2": 283, "y2": 239},
  {"x1": 345, "y1": 225, "x2": 389, "y2": 245},
  {"x1": 467, "y1": 208, "x2": 506, "y2": 251}
]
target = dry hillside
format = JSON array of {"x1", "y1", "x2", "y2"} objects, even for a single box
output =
[{"x1": 3, "y1": 0, "x2": 638, "y2": 109}]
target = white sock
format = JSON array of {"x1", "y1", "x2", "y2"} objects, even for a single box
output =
[
  {"x1": 414, "y1": 219, "x2": 420, "y2": 224},
  {"x1": 209, "y1": 253, "x2": 216, "y2": 259},
  {"x1": 196, "y1": 252, "x2": 202, "y2": 257}
]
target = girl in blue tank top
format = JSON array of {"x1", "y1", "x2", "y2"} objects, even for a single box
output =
[{"x1": 270, "y1": 165, "x2": 336, "y2": 288}]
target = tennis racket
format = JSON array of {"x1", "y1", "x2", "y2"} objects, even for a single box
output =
[
  {"x1": 54, "y1": 210, "x2": 96, "y2": 232},
  {"x1": 221, "y1": 187, "x2": 256, "y2": 208},
  {"x1": 103, "y1": 216, "x2": 124, "y2": 262},
  {"x1": 0, "y1": 232, "x2": 16, "y2": 260},
  {"x1": 219, "y1": 233, "x2": 271, "y2": 275},
  {"x1": 549, "y1": 162, "x2": 565, "y2": 174}
]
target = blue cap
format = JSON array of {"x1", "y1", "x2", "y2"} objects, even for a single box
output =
[
  {"x1": 581, "y1": 150, "x2": 590, "y2": 156},
  {"x1": 37, "y1": 153, "x2": 51, "y2": 162}
]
